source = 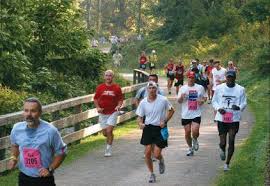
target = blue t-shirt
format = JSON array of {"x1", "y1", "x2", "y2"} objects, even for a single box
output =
[{"x1": 10, "y1": 120, "x2": 67, "y2": 177}]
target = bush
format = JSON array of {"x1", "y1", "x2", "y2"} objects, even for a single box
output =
[{"x1": 0, "y1": 86, "x2": 27, "y2": 115}]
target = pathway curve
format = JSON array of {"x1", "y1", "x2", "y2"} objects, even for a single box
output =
[{"x1": 55, "y1": 74, "x2": 253, "y2": 186}]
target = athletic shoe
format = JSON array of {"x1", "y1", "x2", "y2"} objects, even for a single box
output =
[
  {"x1": 169, "y1": 91, "x2": 171, "y2": 95},
  {"x1": 149, "y1": 173, "x2": 156, "y2": 183},
  {"x1": 152, "y1": 156, "x2": 157, "y2": 162},
  {"x1": 159, "y1": 158, "x2": 165, "y2": 174},
  {"x1": 220, "y1": 149, "x2": 226, "y2": 161},
  {"x1": 192, "y1": 138, "x2": 199, "y2": 151},
  {"x1": 208, "y1": 99, "x2": 212, "y2": 104},
  {"x1": 223, "y1": 164, "x2": 230, "y2": 171},
  {"x1": 104, "y1": 147, "x2": 112, "y2": 157},
  {"x1": 186, "y1": 148, "x2": 194, "y2": 156}
]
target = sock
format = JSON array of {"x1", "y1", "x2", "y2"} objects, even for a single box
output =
[{"x1": 106, "y1": 144, "x2": 111, "y2": 149}]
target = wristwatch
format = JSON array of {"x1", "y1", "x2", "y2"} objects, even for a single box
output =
[{"x1": 48, "y1": 167, "x2": 54, "y2": 175}]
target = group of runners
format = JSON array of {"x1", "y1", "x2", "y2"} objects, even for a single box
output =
[
  {"x1": 8, "y1": 64, "x2": 246, "y2": 185},
  {"x1": 138, "y1": 50, "x2": 158, "y2": 74}
]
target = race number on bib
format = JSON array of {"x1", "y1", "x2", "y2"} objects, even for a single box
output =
[
  {"x1": 223, "y1": 112, "x2": 233, "y2": 123},
  {"x1": 23, "y1": 148, "x2": 42, "y2": 168},
  {"x1": 188, "y1": 100, "x2": 198, "y2": 110}
]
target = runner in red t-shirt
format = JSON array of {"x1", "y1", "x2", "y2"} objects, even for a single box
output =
[
  {"x1": 174, "y1": 59, "x2": 185, "y2": 95},
  {"x1": 139, "y1": 51, "x2": 148, "y2": 70},
  {"x1": 94, "y1": 70, "x2": 123, "y2": 157},
  {"x1": 164, "y1": 58, "x2": 175, "y2": 95}
]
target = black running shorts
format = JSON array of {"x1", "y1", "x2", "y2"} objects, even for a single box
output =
[
  {"x1": 140, "y1": 124, "x2": 168, "y2": 148},
  {"x1": 217, "y1": 121, "x2": 239, "y2": 135},
  {"x1": 174, "y1": 79, "x2": 184, "y2": 87},
  {"x1": 181, "y1": 117, "x2": 201, "y2": 126}
]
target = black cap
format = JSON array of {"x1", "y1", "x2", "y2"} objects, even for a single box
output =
[{"x1": 226, "y1": 70, "x2": 236, "y2": 77}]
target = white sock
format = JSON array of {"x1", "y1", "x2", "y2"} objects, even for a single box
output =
[{"x1": 106, "y1": 144, "x2": 111, "y2": 149}]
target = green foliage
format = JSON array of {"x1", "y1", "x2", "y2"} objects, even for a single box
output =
[
  {"x1": 0, "y1": 86, "x2": 27, "y2": 115},
  {"x1": 240, "y1": 0, "x2": 270, "y2": 23}
]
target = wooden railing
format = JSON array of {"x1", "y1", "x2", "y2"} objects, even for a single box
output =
[
  {"x1": 133, "y1": 69, "x2": 149, "y2": 84},
  {"x1": 0, "y1": 70, "x2": 149, "y2": 172}
]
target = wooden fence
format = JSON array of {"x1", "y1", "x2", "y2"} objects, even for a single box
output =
[{"x1": 0, "y1": 69, "x2": 149, "y2": 172}]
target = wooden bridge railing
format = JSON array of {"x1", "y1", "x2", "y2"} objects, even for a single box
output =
[
  {"x1": 133, "y1": 69, "x2": 149, "y2": 84},
  {"x1": 0, "y1": 70, "x2": 149, "y2": 173}
]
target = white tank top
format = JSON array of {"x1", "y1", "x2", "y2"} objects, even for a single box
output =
[{"x1": 212, "y1": 67, "x2": 226, "y2": 91}]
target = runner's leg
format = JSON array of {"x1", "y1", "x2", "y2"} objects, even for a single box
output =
[
  {"x1": 106, "y1": 125, "x2": 114, "y2": 145},
  {"x1": 184, "y1": 124, "x2": 192, "y2": 148},
  {"x1": 191, "y1": 122, "x2": 200, "y2": 139},
  {"x1": 226, "y1": 127, "x2": 237, "y2": 165},
  {"x1": 145, "y1": 145, "x2": 154, "y2": 173}
]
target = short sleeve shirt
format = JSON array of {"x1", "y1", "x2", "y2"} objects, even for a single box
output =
[
  {"x1": 94, "y1": 83, "x2": 123, "y2": 114},
  {"x1": 10, "y1": 120, "x2": 67, "y2": 177},
  {"x1": 178, "y1": 84, "x2": 206, "y2": 119},
  {"x1": 136, "y1": 95, "x2": 173, "y2": 126}
]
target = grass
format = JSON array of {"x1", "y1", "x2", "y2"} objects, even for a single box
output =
[
  {"x1": 215, "y1": 74, "x2": 270, "y2": 186},
  {"x1": 0, "y1": 120, "x2": 138, "y2": 186}
]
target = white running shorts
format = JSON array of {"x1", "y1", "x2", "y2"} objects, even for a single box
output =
[{"x1": 99, "y1": 111, "x2": 119, "y2": 129}]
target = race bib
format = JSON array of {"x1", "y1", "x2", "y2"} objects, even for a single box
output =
[
  {"x1": 188, "y1": 100, "x2": 198, "y2": 110},
  {"x1": 23, "y1": 148, "x2": 42, "y2": 168},
  {"x1": 168, "y1": 71, "x2": 174, "y2": 75},
  {"x1": 223, "y1": 112, "x2": 233, "y2": 123},
  {"x1": 141, "y1": 64, "x2": 146, "y2": 68}
]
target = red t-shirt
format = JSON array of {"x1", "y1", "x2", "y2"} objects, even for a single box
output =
[
  {"x1": 94, "y1": 83, "x2": 123, "y2": 114},
  {"x1": 206, "y1": 66, "x2": 213, "y2": 76},
  {"x1": 166, "y1": 63, "x2": 174, "y2": 71},
  {"x1": 175, "y1": 65, "x2": 184, "y2": 80},
  {"x1": 139, "y1": 56, "x2": 147, "y2": 64}
]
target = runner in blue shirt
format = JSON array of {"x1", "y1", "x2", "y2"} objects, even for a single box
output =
[{"x1": 9, "y1": 97, "x2": 67, "y2": 186}]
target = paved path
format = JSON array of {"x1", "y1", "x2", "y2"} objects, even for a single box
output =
[{"x1": 55, "y1": 75, "x2": 253, "y2": 186}]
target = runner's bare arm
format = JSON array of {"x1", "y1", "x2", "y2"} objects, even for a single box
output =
[
  {"x1": 165, "y1": 107, "x2": 175, "y2": 123},
  {"x1": 137, "y1": 116, "x2": 145, "y2": 129},
  {"x1": 115, "y1": 100, "x2": 124, "y2": 111},
  {"x1": 177, "y1": 93, "x2": 186, "y2": 103},
  {"x1": 94, "y1": 99, "x2": 104, "y2": 113},
  {"x1": 39, "y1": 154, "x2": 66, "y2": 177},
  {"x1": 8, "y1": 144, "x2": 19, "y2": 169}
]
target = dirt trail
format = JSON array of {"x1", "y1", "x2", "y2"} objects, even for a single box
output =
[{"x1": 55, "y1": 75, "x2": 253, "y2": 186}]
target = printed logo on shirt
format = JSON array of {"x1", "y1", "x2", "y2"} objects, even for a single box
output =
[
  {"x1": 102, "y1": 91, "x2": 116, "y2": 96},
  {"x1": 222, "y1": 95, "x2": 236, "y2": 109},
  {"x1": 188, "y1": 90, "x2": 198, "y2": 110}
]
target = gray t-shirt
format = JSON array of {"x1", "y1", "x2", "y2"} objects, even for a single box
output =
[{"x1": 136, "y1": 95, "x2": 173, "y2": 126}]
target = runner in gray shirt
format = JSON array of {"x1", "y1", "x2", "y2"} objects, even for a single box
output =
[{"x1": 136, "y1": 81, "x2": 174, "y2": 183}]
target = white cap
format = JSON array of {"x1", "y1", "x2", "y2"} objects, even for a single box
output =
[
  {"x1": 147, "y1": 81, "x2": 158, "y2": 88},
  {"x1": 152, "y1": 50, "x2": 156, "y2": 53},
  {"x1": 228, "y1": 61, "x2": 233, "y2": 65}
]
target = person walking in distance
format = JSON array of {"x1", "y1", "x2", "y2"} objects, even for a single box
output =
[
  {"x1": 212, "y1": 71, "x2": 247, "y2": 171},
  {"x1": 174, "y1": 59, "x2": 185, "y2": 95},
  {"x1": 136, "y1": 81, "x2": 175, "y2": 183},
  {"x1": 178, "y1": 71, "x2": 207, "y2": 156},
  {"x1": 94, "y1": 70, "x2": 124, "y2": 157},
  {"x1": 9, "y1": 98, "x2": 67, "y2": 186}
]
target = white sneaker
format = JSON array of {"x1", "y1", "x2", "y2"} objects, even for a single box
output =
[
  {"x1": 192, "y1": 138, "x2": 199, "y2": 151},
  {"x1": 104, "y1": 147, "x2": 112, "y2": 157},
  {"x1": 186, "y1": 148, "x2": 194, "y2": 156},
  {"x1": 223, "y1": 164, "x2": 230, "y2": 171}
]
